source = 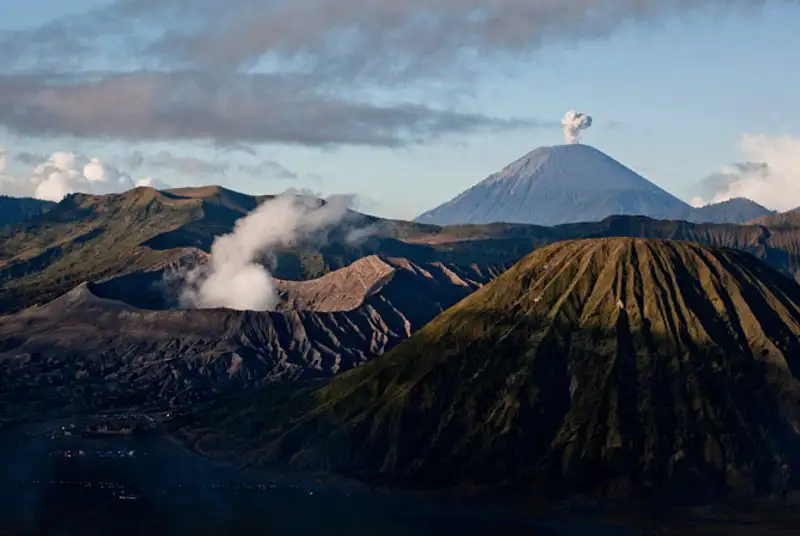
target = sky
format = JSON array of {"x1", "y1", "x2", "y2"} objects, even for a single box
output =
[{"x1": 0, "y1": 0, "x2": 799, "y2": 219}]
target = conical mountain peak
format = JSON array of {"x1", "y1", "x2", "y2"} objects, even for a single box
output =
[{"x1": 416, "y1": 146, "x2": 692, "y2": 226}]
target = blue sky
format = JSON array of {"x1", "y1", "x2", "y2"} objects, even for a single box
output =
[{"x1": 1, "y1": 1, "x2": 799, "y2": 218}]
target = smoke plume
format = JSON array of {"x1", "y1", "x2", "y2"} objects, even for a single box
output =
[
  {"x1": 561, "y1": 110, "x2": 593, "y2": 145},
  {"x1": 180, "y1": 193, "x2": 355, "y2": 311}
]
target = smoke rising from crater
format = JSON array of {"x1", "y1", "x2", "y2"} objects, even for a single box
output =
[
  {"x1": 561, "y1": 110, "x2": 593, "y2": 145},
  {"x1": 180, "y1": 193, "x2": 355, "y2": 311}
]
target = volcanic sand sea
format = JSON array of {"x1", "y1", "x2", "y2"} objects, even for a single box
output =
[{"x1": 0, "y1": 414, "x2": 635, "y2": 536}]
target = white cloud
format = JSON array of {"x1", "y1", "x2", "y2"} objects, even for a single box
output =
[
  {"x1": 83, "y1": 158, "x2": 108, "y2": 182},
  {"x1": 0, "y1": 149, "x2": 6, "y2": 174},
  {"x1": 35, "y1": 168, "x2": 86, "y2": 202},
  {"x1": 34, "y1": 151, "x2": 77, "y2": 174},
  {"x1": 695, "y1": 135, "x2": 800, "y2": 212},
  {"x1": 0, "y1": 150, "x2": 168, "y2": 201},
  {"x1": 135, "y1": 176, "x2": 172, "y2": 190}
]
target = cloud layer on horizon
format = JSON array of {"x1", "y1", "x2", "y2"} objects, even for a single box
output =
[
  {"x1": 692, "y1": 134, "x2": 800, "y2": 212},
  {"x1": 0, "y1": 150, "x2": 172, "y2": 201},
  {"x1": 0, "y1": 72, "x2": 543, "y2": 146}
]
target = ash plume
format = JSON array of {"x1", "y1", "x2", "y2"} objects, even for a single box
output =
[
  {"x1": 561, "y1": 110, "x2": 593, "y2": 144},
  {"x1": 180, "y1": 193, "x2": 356, "y2": 311}
]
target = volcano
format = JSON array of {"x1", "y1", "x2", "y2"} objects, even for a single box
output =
[
  {"x1": 415, "y1": 145, "x2": 691, "y2": 226},
  {"x1": 183, "y1": 238, "x2": 800, "y2": 502}
]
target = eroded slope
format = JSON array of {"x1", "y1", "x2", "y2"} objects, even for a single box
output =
[{"x1": 0, "y1": 255, "x2": 500, "y2": 417}]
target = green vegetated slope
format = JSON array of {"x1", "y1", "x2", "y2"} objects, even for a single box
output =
[
  {"x1": 0, "y1": 188, "x2": 209, "y2": 312},
  {"x1": 180, "y1": 238, "x2": 800, "y2": 502}
]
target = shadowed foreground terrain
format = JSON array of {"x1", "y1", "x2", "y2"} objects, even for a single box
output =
[
  {"x1": 2, "y1": 415, "x2": 605, "y2": 536},
  {"x1": 178, "y1": 238, "x2": 800, "y2": 504}
]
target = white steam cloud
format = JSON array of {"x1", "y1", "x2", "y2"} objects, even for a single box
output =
[
  {"x1": 180, "y1": 193, "x2": 355, "y2": 311},
  {"x1": 693, "y1": 134, "x2": 800, "y2": 212},
  {"x1": 561, "y1": 110, "x2": 593, "y2": 145}
]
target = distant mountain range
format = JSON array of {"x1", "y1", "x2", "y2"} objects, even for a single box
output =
[
  {"x1": 415, "y1": 144, "x2": 773, "y2": 226},
  {"x1": 1, "y1": 186, "x2": 799, "y2": 317}
]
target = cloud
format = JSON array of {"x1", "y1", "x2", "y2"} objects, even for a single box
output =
[
  {"x1": 238, "y1": 159, "x2": 298, "y2": 180},
  {"x1": 0, "y1": 71, "x2": 543, "y2": 147},
  {"x1": 0, "y1": 150, "x2": 170, "y2": 201},
  {"x1": 213, "y1": 142, "x2": 258, "y2": 157},
  {"x1": 0, "y1": 1, "x2": 775, "y2": 82},
  {"x1": 127, "y1": 149, "x2": 228, "y2": 175},
  {"x1": 13, "y1": 151, "x2": 49, "y2": 166},
  {"x1": 2, "y1": 0, "x2": 733, "y2": 146},
  {"x1": 694, "y1": 134, "x2": 800, "y2": 212},
  {"x1": 0, "y1": 149, "x2": 5, "y2": 173},
  {"x1": 135, "y1": 176, "x2": 173, "y2": 190},
  {"x1": 180, "y1": 193, "x2": 357, "y2": 311},
  {"x1": 124, "y1": 151, "x2": 146, "y2": 170},
  {"x1": 33, "y1": 152, "x2": 137, "y2": 201}
]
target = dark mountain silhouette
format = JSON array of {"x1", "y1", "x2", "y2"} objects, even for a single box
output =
[
  {"x1": 691, "y1": 197, "x2": 773, "y2": 224},
  {"x1": 0, "y1": 195, "x2": 54, "y2": 225},
  {"x1": 179, "y1": 238, "x2": 800, "y2": 503},
  {"x1": 415, "y1": 145, "x2": 772, "y2": 226}
]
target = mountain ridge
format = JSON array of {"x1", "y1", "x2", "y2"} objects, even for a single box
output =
[{"x1": 2, "y1": 185, "x2": 799, "y2": 315}]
